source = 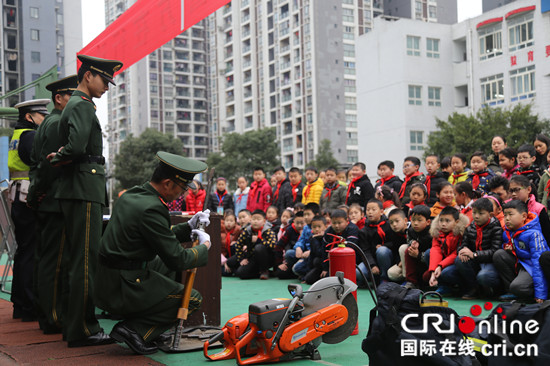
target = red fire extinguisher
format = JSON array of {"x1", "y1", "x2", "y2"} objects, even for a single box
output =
[{"x1": 329, "y1": 242, "x2": 358, "y2": 335}]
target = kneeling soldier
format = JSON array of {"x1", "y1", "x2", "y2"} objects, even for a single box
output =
[{"x1": 95, "y1": 152, "x2": 211, "y2": 354}]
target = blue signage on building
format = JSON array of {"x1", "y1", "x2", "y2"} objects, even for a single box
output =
[{"x1": 543, "y1": 0, "x2": 550, "y2": 13}]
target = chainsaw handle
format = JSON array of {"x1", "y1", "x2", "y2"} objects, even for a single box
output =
[
  {"x1": 270, "y1": 295, "x2": 301, "y2": 351},
  {"x1": 235, "y1": 324, "x2": 259, "y2": 366}
]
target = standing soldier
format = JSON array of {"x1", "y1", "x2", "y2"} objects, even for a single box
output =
[
  {"x1": 28, "y1": 75, "x2": 78, "y2": 334},
  {"x1": 95, "y1": 152, "x2": 211, "y2": 355},
  {"x1": 9, "y1": 99, "x2": 50, "y2": 322},
  {"x1": 47, "y1": 55, "x2": 122, "y2": 347}
]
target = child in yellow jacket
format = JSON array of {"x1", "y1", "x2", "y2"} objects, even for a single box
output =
[{"x1": 302, "y1": 167, "x2": 324, "y2": 205}]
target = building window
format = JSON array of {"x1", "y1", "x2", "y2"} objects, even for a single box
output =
[
  {"x1": 428, "y1": 87, "x2": 441, "y2": 106},
  {"x1": 510, "y1": 65, "x2": 535, "y2": 102},
  {"x1": 344, "y1": 61, "x2": 356, "y2": 75},
  {"x1": 343, "y1": 43, "x2": 355, "y2": 57},
  {"x1": 345, "y1": 96, "x2": 356, "y2": 110},
  {"x1": 343, "y1": 26, "x2": 354, "y2": 40},
  {"x1": 347, "y1": 149, "x2": 358, "y2": 164},
  {"x1": 408, "y1": 85, "x2": 422, "y2": 105},
  {"x1": 508, "y1": 12, "x2": 534, "y2": 52},
  {"x1": 346, "y1": 114, "x2": 357, "y2": 127},
  {"x1": 480, "y1": 74, "x2": 504, "y2": 106},
  {"x1": 478, "y1": 24, "x2": 502, "y2": 60},
  {"x1": 31, "y1": 51, "x2": 40, "y2": 63},
  {"x1": 30, "y1": 29, "x2": 39, "y2": 41},
  {"x1": 56, "y1": 13, "x2": 63, "y2": 25},
  {"x1": 407, "y1": 35, "x2": 420, "y2": 56},
  {"x1": 347, "y1": 132, "x2": 358, "y2": 145},
  {"x1": 30, "y1": 7, "x2": 39, "y2": 18},
  {"x1": 426, "y1": 38, "x2": 439, "y2": 58},
  {"x1": 410, "y1": 131, "x2": 424, "y2": 151},
  {"x1": 31, "y1": 73, "x2": 40, "y2": 81},
  {"x1": 414, "y1": 0, "x2": 423, "y2": 19},
  {"x1": 428, "y1": 5, "x2": 437, "y2": 19}
]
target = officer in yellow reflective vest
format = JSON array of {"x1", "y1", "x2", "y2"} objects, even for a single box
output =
[{"x1": 8, "y1": 99, "x2": 50, "y2": 321}]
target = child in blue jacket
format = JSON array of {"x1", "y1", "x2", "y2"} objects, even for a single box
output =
[{"x1": 493, "y1": 199, "x2": 549, "y2": 302}]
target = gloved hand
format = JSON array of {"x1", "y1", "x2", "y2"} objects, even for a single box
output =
[
  {"x1": 192, "y1": 229, "x2": 211, "y2": 250},
  {"x1": 188, "y1": 209, "x2": 210, "y2": 230}
]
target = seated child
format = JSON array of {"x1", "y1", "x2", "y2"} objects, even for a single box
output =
[
  {"x1": 499, "y1": 147, "x2": 519, "y2": 180},
  {"x1": 440, "y1": 157, "x2": 453, "y2": 181},
  {"x1": 274, "y1": 211, "x2": 305, "y2": 279},
  {"x1": 318, "y1": 209, "x2": 360, "y2": 284},
  {"x1": 304, "y1": 216, "x2": 329, "y2": 284},
  {"x1": 374, "y1": 160, "x2": 403, "y2": 193},
  {"x1": 346, "y1": 162, "x2": 375, "y2": 208},
  {"x1": 348, "y1": 203, "x2": 366, "y2": 230},
  {"x1": 376, "y1": 185, "x2": 401, "y2": 218},
  {"x1": 494, "y1": 200, "x2": 549, "y2": 302},
  {"x1": 302, "y1": 167, "x2": 324, "y2": 205},
  {"x1": 266, "y1": 205, "x2": 281, "y2": 234},
  {"x1": 277, "y1": 209, "x2": 294, "y2": 240},
  {"x1": 488, "y1": 176, "x2": 510, "y2": 203},
  {"x1": 403, "y1": 183, "x2": 427, "y2": 218},
  {"x1": 509, "y1": 175, "x2": 550, "y2": 240},
  {"x1": 425, "y1": 155, "x2": 448, "y2": 206},
  {"x1": 425, "y1": 207, "x2": 469, "y2": 295},
  {"x1": 288, "y1": 168, "x2": 305, "y2": 206},
  {"x1": 293, "y1": 202, "x2": 305, "y2": 213},
  {"x1": 455, "y1": 198, "x2": 502, "y2": 299},
  {"x1": 322, "y1": 208, "x2": 332, "y2": 227},
  {"x1": 454, "y1": 181, "x2": 477, "y2": 223},
  {"x1": 516, "y1": 144, "x2": 541, "y2": 188},
  {"x1": 402, "y1": 205, "x2": 433, "y2": 289},
  {"x1": 221, "y1": 212, "x2": 241, "y2": 276},
  {"x1": 387, "y1": 209, "x2": 411, "y2": 282},
  {"x1": 226, "y1": 209, "x2": 277, "y2": 280},
  {"x1": 484, "y1": 193, "x2": 505, "y2": 228},
  {"x1": 430, "y1": 182, "x2": 456, "y2": 218},
  {"x1": 448, "y1": 153, "x2": 470, "y2": 185},
  {"x1": 466, "y1": 151, "x2": 495, "y2": 194},
  {"x1": 285, "y1": 203, "x2": 320, "y2": 278},
  {"x1": 238, "y1": 209, "x2": 252, "y2": 229},
  {"x1": 399, "y1": 157, "x2": 425, "y2": 205},
  {"x1": 357, "y1": 200, "x2": 393, "y2": 284},
  {"x1": 320, "y1": 167, "x2": 347, "y2": 210}
]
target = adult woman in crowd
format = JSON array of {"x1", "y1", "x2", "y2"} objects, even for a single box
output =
[
  {"x1": 487, "y1": 135, "x2": 507, "y2": 174},
  {"x1": 534, "y1": 134, "x2": 550, "y2": 171}
]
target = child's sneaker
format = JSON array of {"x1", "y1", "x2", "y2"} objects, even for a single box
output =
[
  {"x1": 260, "y1": 271, "x2": 269, "y2": 280},
  {"x1": 498, "y1": 293, "x2": 518, "y2": 302},
  {"x1": 435, "y1": 286, "x2": 453, "y2": 297},
  {"x1": 461, "y1": 287, "x2": 479, "y2": 300}
]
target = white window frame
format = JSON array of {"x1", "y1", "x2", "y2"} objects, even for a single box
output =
[
  {"x1": 30, "y1": 29, "x2": 39, "y2": 41},
  {"x1": 510, "y1": 65, "x2": 535, "y2": 102},
  {"x1": 410, "y1": 131, "x2": 424, "y2": 151},
  {"x1": 478, "y1": 24, "x2": 502, "y2": 61},
  {"x1": 480, "y1": 74, "x2": 504, "y2": 106},
  {"x1": 407, "y1": 35, "x2": 420, "y2": 56},
  {"x1": 508, "y1": 12, "x2": 534, "y2": 52},
  {"x1": 30, "y1": 7, "x2": 38, "y2": 18},
  {"x1": 428, "y1": 86, "x2": 441, "y2": 107},
  {"x1": 426, "y1": 38, "x2": 439, "y2": 58},
  {"x1": 408, "y1": 85, "x2": 422, "y2": 105}
]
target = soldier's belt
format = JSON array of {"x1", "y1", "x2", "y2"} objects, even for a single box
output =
[
  {"x1": 99, "y1": 253, "x2": 146, "y2": 270},
  {"x1": 74, "y1": 155, "x2": 106, "y2": 165}
]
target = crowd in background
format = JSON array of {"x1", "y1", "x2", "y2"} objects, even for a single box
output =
[{"x1": 170, "y1": 134, "x2": 550, "y2": 303}]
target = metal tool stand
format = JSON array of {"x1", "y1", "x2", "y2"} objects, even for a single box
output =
[{"x1": 0, "y1": 179, "x2": 17, "y2": 294}]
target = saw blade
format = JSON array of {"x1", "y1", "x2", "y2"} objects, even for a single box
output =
[{"x1": 322, "y1": 294, "x2": 358, "y2": 344}]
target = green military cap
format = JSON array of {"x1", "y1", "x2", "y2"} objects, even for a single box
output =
[
  {"x1": 156, "y1": 151, "x2": 207, "y2": 187},
  {"x1": 14, "y1": 99, "x2": 51, "y2": 115},
  {"x1": 46, "y1": 74, "x2": 78, "y2": 95},
  {"x1": 77, "y1": 54, "x2": 123, "y2": 86}
]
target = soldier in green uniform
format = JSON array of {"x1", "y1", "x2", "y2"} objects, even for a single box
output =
[
  {"x1": 95, "y1": 152, "x2": 211, "y2": 355},
  {"x1": 8, "y1": 99, "x2": 50, "y2": 321},
  {"x1": 28, "y1": 75, "x2": 78, "y2": 334},
  {"x1": 46, "y1": 55, "x2": 122, "y2": 347}
]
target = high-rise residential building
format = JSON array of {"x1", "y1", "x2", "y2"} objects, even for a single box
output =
[
  {"x1": 356, "y1": 0, "x2": 550, "y2": 176},
  {"x1": 0, "y1": 0, "x2": 82, "y2": 111},
  {"x1": 105, "y1": 0, "x2": 209, "y2": 164},
  {"x1": 384, "y1": 0, "x2": 457, "y2": 24},
  {"x1": 208, "y1": 0, "x2": 387, "y2": 169}
]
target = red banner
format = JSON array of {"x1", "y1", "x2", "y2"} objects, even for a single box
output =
[{"x1": 78, "y1": 0, "x2": 230, "y2": 73}]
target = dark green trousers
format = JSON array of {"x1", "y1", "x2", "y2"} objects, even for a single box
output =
[
  {"x1": 35, "y1": 211, "x2": 65, "y2": 329},
  {"x1": 60, "y1": 200, "x2": 102, "y2": 342},
  {"x1": 124, "y1": 257, "x2": 202, "y2": 342}
]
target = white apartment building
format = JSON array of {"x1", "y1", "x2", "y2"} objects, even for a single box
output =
[
  {"x1": 208, "y1": 0, "x2": 386, "y2": 169},
  {"x1": 105, "y1": 0, "x2": 209, "y2": 164},
  {"x1": 357, "y1": 0, "x2": 550, "y2": 176}
]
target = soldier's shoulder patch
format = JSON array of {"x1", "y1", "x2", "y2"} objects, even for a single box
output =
[{"x1": 80, "y1": 96, "x2": 97, "y2": 110}]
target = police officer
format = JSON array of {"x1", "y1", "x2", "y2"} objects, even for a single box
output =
[
  {"x1": 46, "y1": 55, "x2": 122, "y2": 347},
  {"x1": 9, "y1": 99, "x2": 50, "y2": 321},
  {"x1": 28, "y1": 75, "x2": 77, "y2": 334},
  {"x1": 95, "y1": 152, "x2": 211, "y2": 355}
]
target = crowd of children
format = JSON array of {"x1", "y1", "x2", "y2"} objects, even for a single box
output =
[{"x1": 179, "y1": 134, "x2": 550, "y2": 303}]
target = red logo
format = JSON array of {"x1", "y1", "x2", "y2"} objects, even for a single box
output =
[{"x1": 458, "y1": 302, "x2": 504, "y2": 335}]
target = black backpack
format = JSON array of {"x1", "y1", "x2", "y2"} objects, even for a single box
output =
[{"x1": 362, "y1": 282, "x2": 474, "y2": 366}]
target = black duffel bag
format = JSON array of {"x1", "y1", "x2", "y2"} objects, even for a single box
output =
[{"x1": 362, "y1": 282, "x2": 475, "y2": 366}]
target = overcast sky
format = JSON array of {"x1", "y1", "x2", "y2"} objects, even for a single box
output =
[{"x1": 80, "y1": 0, "x2": 484, "y2": 134}]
